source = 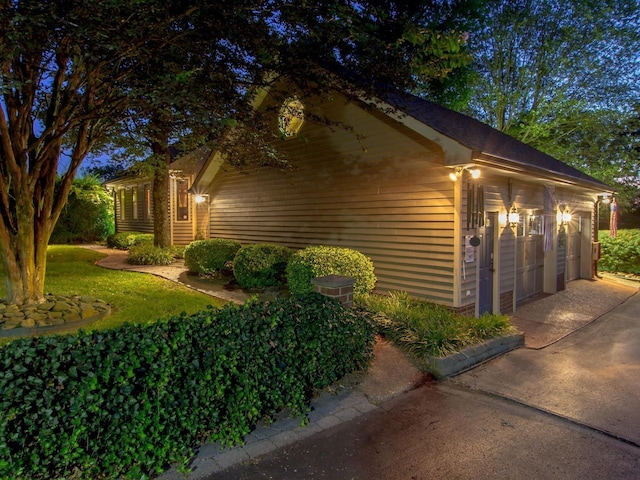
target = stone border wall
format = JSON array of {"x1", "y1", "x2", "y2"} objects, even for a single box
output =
[{"x1": 426, "y1": 333, "x2": 524, "y2": 379}]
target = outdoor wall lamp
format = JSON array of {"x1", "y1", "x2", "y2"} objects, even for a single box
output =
[
  {"x1": 508, "y1": 206, "x2": 519, "y2": 227},
  {"x1": 601, "y1": 193, "x2": 611, "y2": 204},
  {"x1": 449, "y1": 166, "x2": 481, "y2": 181},
  {"x1": 557, "y1": 207, "x2": 572, "y2": 225},
  {"x1": 194, "y1": 194, "x2": 208, "y2": 204}
]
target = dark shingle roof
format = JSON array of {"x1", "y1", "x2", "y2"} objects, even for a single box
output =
[{"x1": 380, "y1": 88, "x2": 611, "y2": 190}]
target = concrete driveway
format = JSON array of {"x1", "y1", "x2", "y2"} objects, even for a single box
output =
[{"x1": 454, "y1": 288, "x2": 640, "y2": 446}]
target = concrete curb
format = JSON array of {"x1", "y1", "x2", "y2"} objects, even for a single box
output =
[{"x1": 426, "y1": 333, "x2": 525, "y2": 379}]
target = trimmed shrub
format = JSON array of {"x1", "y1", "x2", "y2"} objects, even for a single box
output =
[
  {"x1": 287, "y1": 245, "x2": 376, "y2": 297},
  {"x1": 233, "y1": 243, "x2": 293, "y2": 289},
  {"x1": 106, "y1": 232, "x2": 154, "y2": 250},
  {"x1": 184, "y1": 238, "x2": 241, "y2": 275},
  {"x1": 127, "y1": 243, "x2": 174, "y2": 265},
  {"x1": 0, "y1": 293, "x2": 376, "y2": 479},
  {"x1": 598, "y1": 229, "x2": 640, "y2": 274}
]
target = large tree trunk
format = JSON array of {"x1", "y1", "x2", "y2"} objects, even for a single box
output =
[
  {"x1": 152, "y1": 159, "x2": 172, "y2": 248},
  {"x1": 151, "y1": 128, "x2": 172, "y2": 248}
]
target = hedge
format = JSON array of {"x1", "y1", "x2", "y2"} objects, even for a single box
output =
[
  {"x1": 183, "y1": 238, "x2": 241, "y2": 275},
  {"x1": 106, "y1": 232, "x2": 154, "y2": 250},
  {"x1": 287, "y1": 245, "x2": 376, "y2": 297},
  {"x1": 232, "y1": 243, "x2": 293, "y2": 289},
  {"x1": 598, "y1": 229, "x2": 640, "y2": 274},
  {"x1": 0, "y1": 293, "x2": 376, "y2": 479}
]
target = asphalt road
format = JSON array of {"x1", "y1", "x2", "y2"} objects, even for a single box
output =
[{"x1": 210, "y1": 292, "x2": 640, "y2": 480}]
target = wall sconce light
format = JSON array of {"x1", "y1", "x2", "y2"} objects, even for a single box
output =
[
  {"x1": 601, "y1": 194, "x2": 611, "y2": 204},
  {"x1": 449, "y1": 167, "x2": 463, "y2": 181},
  {"x1": 508, "y1": 206, "x2": 519, "y2": 227},
  {"x1": 557, "y1": 207, "x2": 572, "y2": 225},
  {"x1": 448, "y1": 166, "x2": 481, "y2": 181},
  {"x1": 194, "y1": 194, "x2": 208, "y2": 204}
]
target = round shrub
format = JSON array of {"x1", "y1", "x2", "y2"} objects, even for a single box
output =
[
  {"x1": 286, "y1": 245, "x2": 376, "y2": 297},
  {"x1": 106, "y1": 232, "x2": 153, "y2": 250},
  {"x1": 184, "y1": 238, "x2": 241, "y2": 274},
  {"x1": 233, "y1": 243, "x2": 293, "y2": 289},
  {"x1": 127, "y1": 243, "x2": 174, "y2": 265}
]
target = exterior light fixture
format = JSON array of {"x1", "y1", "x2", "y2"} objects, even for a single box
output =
[
  {"x1": 508, "y1": 206, "x2": 519, "y2": 227},
  {"x1": 557, "y1": 206, "x2": 572, "y2": 225},
  {"x1": 449, "y1": 167, "x2": 463, "y2": 181},
  {"x1": 194, "y1": 194, "x2": 208, "y2": 204},
  {"x1": 448, "y1": 166, "x2": 481, "y2": 181},
  {"x1": 601, "y1": 194, "x2": 611, "y2": 204}
]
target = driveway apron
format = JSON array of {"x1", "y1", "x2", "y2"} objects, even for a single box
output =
[{"x1": 453, "y1": 289, "x2": 640, "y2": 446}]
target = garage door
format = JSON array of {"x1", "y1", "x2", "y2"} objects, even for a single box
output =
[
  {"x1": 516, "y1": 234, "x2": 544, "y2": 303},
  {"x1": 566, "y1": 219, "x2": 581, "y2": 282}
]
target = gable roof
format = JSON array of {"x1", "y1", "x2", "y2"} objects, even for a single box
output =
[{"x1": 373, "y1": 88, "x2": 612, "y2": 192}]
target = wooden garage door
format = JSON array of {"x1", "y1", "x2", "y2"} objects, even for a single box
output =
[
  {"x1": 566, "y1": 220, "x2": 581, "y2": 282},
  {"x1": 516, "y1": 234, "x2": 544, "y2": 303}
]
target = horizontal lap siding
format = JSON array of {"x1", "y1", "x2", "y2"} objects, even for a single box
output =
[
  {"x1": 209, "y1": 96, "x2": 456, "y2": 304},
  {"x1": 210, "y1": 162, "x2": 454, "y2": 303},
  {"x1": 115, "y1": 185, "x2": 153, "y2": 234}
]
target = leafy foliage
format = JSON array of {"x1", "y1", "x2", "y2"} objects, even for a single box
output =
[
  {"x1": 106, "y1": 232, "x2": 154, "y2": 250},
  {"x1": 183, "y1": 238, "x2": 241, "y2": 275},
  {"x1": 598, "y1": 229, "x2": 640, "y2": 274},
  {"x1": 127, "y1": 244, "x2": 175, "y2": 266},
  {"x1": 361, "y1": 291, "x2": 516, "y2": 358},
  {"x1": 50, "y1": 176, "x2": 115, "y2": 244},
  {"x1": 0, "y1": 293, "x2": 375, "y2": 479},
  {"x1": 287, "y1": 245, "x2": 376, "y2": 297},
  {"x1": 232, "y1": 243, "x2": 293, "y2": 289}
]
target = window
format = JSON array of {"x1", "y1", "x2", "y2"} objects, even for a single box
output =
[
  {"x1": 119, "y1": 189, "x2": 126, "y2": 220},
  {"x1": 144, "y1": 185, "x2": 151, "y2": 221},
  {"x1": 278, "y1": 97, "x2": 305, "y2": 138},
  {"x1": 176, "y1": 179, "x2": 189, "y2": 221},
  {"x1": 132, "y1": 187, "x2": 138, "y2": 220}
]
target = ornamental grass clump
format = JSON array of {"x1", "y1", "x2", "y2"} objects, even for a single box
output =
[{"x1": 362, "y1": 291, "x2": 516, "y2": 358}]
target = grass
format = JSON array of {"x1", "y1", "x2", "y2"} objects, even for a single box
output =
[
  {"x1": 0, "y1": 245, "x2": 225, "y2": 340},
  {"x1": 361, "y1": 291, "x2": 517, "y2": 358}
]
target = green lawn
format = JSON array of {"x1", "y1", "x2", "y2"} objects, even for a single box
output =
[{"x1": 1, "y1": 245, "x2": 225, "y2": 337}]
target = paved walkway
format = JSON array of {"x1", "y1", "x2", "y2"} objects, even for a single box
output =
[{"x1": 84, "y1": 246, "x2": 639, "y2": 478}]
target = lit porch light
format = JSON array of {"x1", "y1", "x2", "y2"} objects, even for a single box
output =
[
  {"x1": 468, "y1": 168, "x2": 481, "y2": 180},
  {"x1": 194, "y1": 194, "x2": 208, "y2": 204},
  {"x1": 508, "y1": 206, "x2": 519, "y2": 227}
]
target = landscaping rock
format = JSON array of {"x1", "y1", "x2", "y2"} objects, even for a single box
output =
[{"x1": 0, "y1": 294, "x2": 112, "y2": 338}]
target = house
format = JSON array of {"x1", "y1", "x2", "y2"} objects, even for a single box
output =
[
  {"x1": 188, "y1": 75, "x2": 613, "y2": 316},
  {"x1": 106, "y1": 146, "x2": 210, "y2": 245}
]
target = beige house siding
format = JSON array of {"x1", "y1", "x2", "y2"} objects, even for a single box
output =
[
  {"x1": 114, "y1": 184, "x2": 154, "y2": 235},
  {"x1": 207, "y1": 94, "x2": 457, "y2": 304}
]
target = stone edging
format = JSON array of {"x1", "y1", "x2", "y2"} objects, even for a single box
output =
[
  {"x1": 0, "y1": 295, "x2": 111, "y2": 339},
  {"x1": 425, "y1": 333, "x2": 524, "y2": 379}
]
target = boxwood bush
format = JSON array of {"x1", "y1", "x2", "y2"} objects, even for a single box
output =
[
  {"x1": 287, "y1": 245, "x2": 376, "y2": 297},
  {"x1": 598, "y1": 229, "x2": 640, "y2": 274},
  {"x1": 233, "y1": 243, "x2": 293, "y2": 289},
  {"x1": 127, "y1": 243, "x2": 175, "y2": 266},
  {"x1": 0, "y1": 293, "x2": 376, "y2": 479},
  {"x1": 106, "y1": 232, "x2": 154, "y2": 250},
  {"x1": 183, "y1": 238, "x2": 241, "y2": 275}
]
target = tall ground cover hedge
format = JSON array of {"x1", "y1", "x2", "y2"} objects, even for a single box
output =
[
  {"x1": 598, "y1": 229, "x2": 640, "y2": 274},
  {"x1": 0, "y1": 293, "x2": 375, "y2": 479}
]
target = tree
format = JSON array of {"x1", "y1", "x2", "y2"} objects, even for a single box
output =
[
  {"x1": 106, "y1": 0, "x2": 477, "y2": 247},
  {"x1": 0, "y1": 0, "x2": 198, "y2": 305},
  {"x1": 1, "y1": 0, "x2": 476, "y2": 306},
  {"x1": 457, "y1": 0, "x2": 640, "y2": 204}
]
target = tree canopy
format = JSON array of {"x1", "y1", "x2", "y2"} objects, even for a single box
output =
[
  {"x1": 456, "y1": 0, "x2": 640, "y2": 213},
  {"x1": 1, "y1": 0, "x2": 475, "y2": 304}
]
